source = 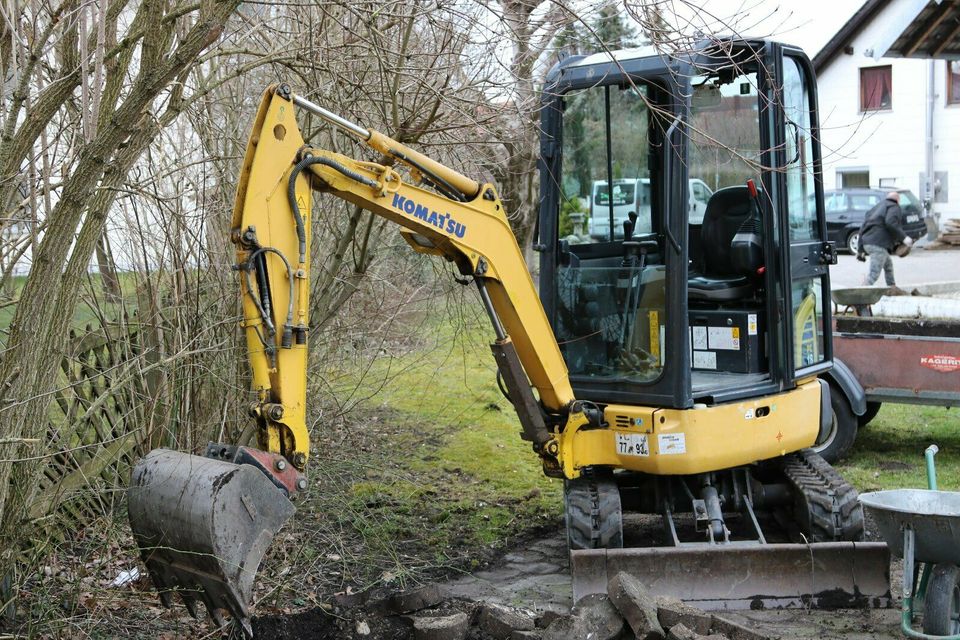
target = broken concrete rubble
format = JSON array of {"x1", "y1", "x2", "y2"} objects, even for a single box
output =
[
  {"x1": 655, "y1": 595, "x2": 714, "y2": 635},
  {"x1": 607, "y1": 571, "x2": 664, "y2": 639},
  {"x1": 268, "y1": 577, "x2": 779, "y2": 640},
  {"x1": 410, "y1": 611, "x2": 470, "y2": 640},
  {"x1": 367, "y1": 583, "x2": 447, "y2": 616},
  {"x1": 477, "y1": 602, "x2": 535, "y2": 639},
  {"x1": 542, "y1": 593, "x2": 625, "y2": 640}
]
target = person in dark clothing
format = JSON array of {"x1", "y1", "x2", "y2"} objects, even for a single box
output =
[{"x1": 856, "y1": 191, "x2": 912, "y2": 286}]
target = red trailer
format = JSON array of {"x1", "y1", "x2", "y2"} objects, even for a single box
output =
[
  {"x1": 819, "y1": 286, "x2": 960, "y2": 461},
  {"x1": 834, "y1": 315, "x2": 960, "y2": 410}
]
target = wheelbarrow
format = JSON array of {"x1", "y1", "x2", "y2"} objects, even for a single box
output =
[
  {"x1": 831, "y1": 287, "x2": 887, "y2": 316},
  {"x1": 860, "y1": 446, "x2": 960, "y2": 638}
]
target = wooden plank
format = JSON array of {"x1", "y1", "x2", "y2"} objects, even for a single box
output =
[{"x1": 33, "y1": 317, "x2": 146, "y2": 528}]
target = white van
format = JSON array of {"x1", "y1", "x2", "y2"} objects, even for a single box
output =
[{"x1": 587, "y1": 178, "x2": 713, "y2": 239}]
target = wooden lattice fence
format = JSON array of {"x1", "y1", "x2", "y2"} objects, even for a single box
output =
[{"x1": 27, "y1": 317, "x2": 162, "y2": 528}]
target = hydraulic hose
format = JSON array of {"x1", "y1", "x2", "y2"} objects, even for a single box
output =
[
  {"x1": 287, "y1": 154, "x2": 379, "y2": 264},
  {"x1": 245, "y1": 246, "x2": 296, "y2": 349}
]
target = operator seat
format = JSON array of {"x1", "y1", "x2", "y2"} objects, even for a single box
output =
[{"x1": 688, "y1": 186, "x2": 763, "y2": 301}]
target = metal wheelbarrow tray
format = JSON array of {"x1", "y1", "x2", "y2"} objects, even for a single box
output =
[
  {"x1": 861, "y1": 482, "x2": 960, "y2": 638},
  {"x1": 860, "y1": 490, "x2": 960, "y2": 566}
]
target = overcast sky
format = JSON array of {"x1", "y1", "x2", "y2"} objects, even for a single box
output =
[{"x1": 670, "y1": 0, "x2": 866, "y2": 57}]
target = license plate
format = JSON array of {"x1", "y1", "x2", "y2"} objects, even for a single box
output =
[
  {"x1": 616, "y1": 433, "x2": 649, "y2": 457},
  {"x1": 906, "y1": 214, "x2": 919, "y2": 223}
]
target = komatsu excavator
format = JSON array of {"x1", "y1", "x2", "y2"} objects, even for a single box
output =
[{"x1": 127, "y1": 39, "x2": 890, "y2": 637}]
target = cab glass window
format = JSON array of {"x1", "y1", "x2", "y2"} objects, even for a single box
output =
[
  {"x1": 783, "y1": 59, "x2": 817, "y2": 242},
  {"x1": 554, "y1": 82, "x2": 665, "y2": 384},
  {"x1": 561, "y1": 85, "x2": 651, "y2": 242},
  {"x1": 688, "y1": 72, "x2": 761, "y2": 193},
  {"x1": 783, "y1": 56, "x2": 826, "y2": 369}
]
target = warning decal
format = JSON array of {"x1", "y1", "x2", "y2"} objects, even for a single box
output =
[
  {"x1": 658, "y1": 433, "x2": 686, "y2": 455},
  {"x1": 708, "y1": 327, "x2": 740, "y2": 351}
]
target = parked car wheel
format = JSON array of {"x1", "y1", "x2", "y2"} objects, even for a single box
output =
[
  {"x1": 845, "y1": 230, "x2": 860, "y2": 255},
  {"x1": 813, "y1": 385, "x2": 858, "y2": 463}
]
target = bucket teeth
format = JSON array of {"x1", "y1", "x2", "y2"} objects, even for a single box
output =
[
  {"x1": 237, "y1": 617, "x2": 254, "y2": 638},
  {"x1": 128, "y1": 449, "x2": 295, "y2": 634}
]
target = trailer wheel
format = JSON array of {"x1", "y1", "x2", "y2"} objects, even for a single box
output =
[
  {"x1": 564, "y1": 475, "x2": 623, "y2": 550},
  {"x1": 858, "y1": 401, "x2": 882, "y2": 428},
  {"x1": 923, "y1": 564, "x2": 960, "y2": 635},
  {"x1": 813, "y1": 386, "x2": 858, "y2": 463}
]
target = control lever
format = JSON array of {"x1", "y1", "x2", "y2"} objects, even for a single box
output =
[
  {"x1": 618, "y1": 239, "x2": 659, "y2": 350},
  {"x1": 623, "y1": 211, "x2": 639, "y2": 241}
]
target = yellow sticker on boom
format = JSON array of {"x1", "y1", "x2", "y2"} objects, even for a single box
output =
[{"x1": 649, "y1": 311, "x2": 659, "y2": 361}]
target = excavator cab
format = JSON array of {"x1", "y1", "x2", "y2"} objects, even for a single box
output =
[
  {"x1": 539, "y1": 39, "x2": 834, "y2": 414},
  {"x1": 537, "y1": 40, "x2": 888, "y2": 605}
]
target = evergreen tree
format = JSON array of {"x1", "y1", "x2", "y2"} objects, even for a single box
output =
[
  {"x1": 554, "y1": 21, "x2": 586, "y2": 60},
  {"x1": 592, "y1": 2, "x2": 639, "y2": 50}
]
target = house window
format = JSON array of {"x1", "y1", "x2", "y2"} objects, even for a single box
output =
[
  {"x1": 949, "y1": 62, "x2": 960, "y2": 105},
  {"x1": 860, "y1": 66, "x2": 892, "y2": 111},
  {"x1": 839, "y1": 169, "x2": 870, "y2": 188}
]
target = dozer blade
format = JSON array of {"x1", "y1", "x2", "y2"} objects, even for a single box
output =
[
  {"x1": 571, "y1": 542, "x2": 892, "y2": 610},
  {"x1": 128, "y1": 449, "x2": 295, "y2": 637}
]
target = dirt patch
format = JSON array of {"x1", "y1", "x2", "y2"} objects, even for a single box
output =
[
  {"x1": 253, "y1": 607, "x2": 413, "y2": 640},
  {"x1": 253, "y1": 599, "x2": 490, "y2": 640}
]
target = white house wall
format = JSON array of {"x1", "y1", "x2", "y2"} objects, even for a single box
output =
[{"x1": 815, "y1": 0, "x2": 958, "y2": 231}]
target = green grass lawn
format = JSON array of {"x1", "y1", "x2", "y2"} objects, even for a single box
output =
[
  {"x1": 323, "y1": 303, "x2": 960, "y2": 562},
  {"x1": 321, "y1": 308, "x2": 563, "y2": 559},
  {"x1": 0, "y1": 272, "x2": 139, "y2": 338},
  {"x1": 837, "y1": 403, "x2": 960, "y2": 492}
]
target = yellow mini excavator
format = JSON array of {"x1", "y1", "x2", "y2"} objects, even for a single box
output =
[{"x1": 127, "y1": 39, "x2": 890, "y2": 637}]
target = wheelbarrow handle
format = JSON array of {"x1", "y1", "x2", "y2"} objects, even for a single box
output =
[{"x1": 925, "y1": 445, "x2": 940, "y2": 491}]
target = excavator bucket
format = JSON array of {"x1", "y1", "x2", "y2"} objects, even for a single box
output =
[
  {"x1": 128, "y1": 449, "x2": 295, "y2": 637},
  {"x1": 571, "y1": 542, "x2": 892, "y2": 610}
]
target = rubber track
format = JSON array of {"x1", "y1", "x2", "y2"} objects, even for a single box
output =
[
  {"x1": 781, "y1": 448, "x2": 864, "y2": 542},
  {"x1": 564, "y1": 475, "x2": 623, "y2": 550}
]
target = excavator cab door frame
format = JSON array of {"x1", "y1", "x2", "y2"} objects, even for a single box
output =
[
  {"x1": 769, "y1": 44, "x2": 836, "y2": 382},
  {"x1": 538, "y1": 57, "x2": 693, "y2": 410},
  {"x1": 540, "y1": 40, "x2": 835, "y2": 411}
]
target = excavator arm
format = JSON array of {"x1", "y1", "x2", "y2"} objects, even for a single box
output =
[
  {"x1": 231, "y1": 84, "x2": 585, "y2": 471},
  {"x1": 128, "y1": 84, "x2": 586, "y2": 636}
]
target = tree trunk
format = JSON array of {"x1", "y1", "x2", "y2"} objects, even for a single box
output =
[
  {"x1": 0, "y1": 0, "x2": 240, "y2": 585},
  {"x1": 96, "y1": 235, "x2": 122, "y2": 303}
]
